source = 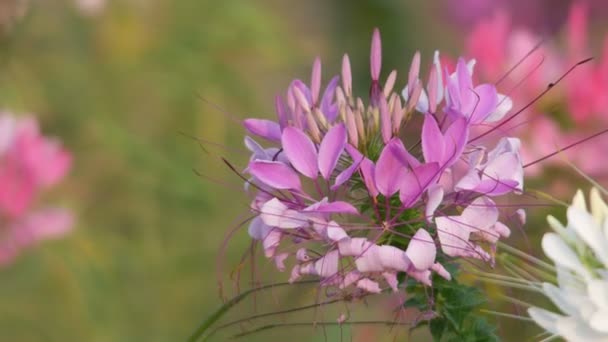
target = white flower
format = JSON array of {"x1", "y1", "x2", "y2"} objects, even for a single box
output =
[{"x1": 529, "y1": 188, "x2": 608, "y2": 341}]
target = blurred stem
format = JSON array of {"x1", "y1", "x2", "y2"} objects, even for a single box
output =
[
  {"x1": 231, "y1": 320, "x2": 413, "y2": 339},
  {"x1": 187, "y1": 280, "x2": 316, "y2": 342},
  {"x1": 203, "y1": 298, "x2": 343, "y2": 341}
]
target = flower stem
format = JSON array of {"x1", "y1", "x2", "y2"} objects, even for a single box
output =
[{"x1": 187, "y1": 280, "x2": 316, "y2": 342}]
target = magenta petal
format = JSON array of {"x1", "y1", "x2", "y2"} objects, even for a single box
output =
[
  {"x1": 422, "y1": 114, "x2": 444, "y2": 164},
  {"x1": 405, "y1": 228, "x2": 436, "y2": 270},
  {"x1": 281, "y1": 127, "x2": 319, "y2": 179},
  {"x1": 249, "y1": 160, "x2": 301, "y2": 190},
  {"x1": 332, "y1": 157, "x2": 361, "y2": 190},
  {"x1": 388, "y1": 138, "x2": 420, "y2": 168},
  {"x1": 443, "y1": 117, "x2": 469, "y2": 166},
  {"x1": 346, "y1": 145, "x2": 378, "y2": 196},
  {"x1": 321, "y1": 76, "x2": 340, "y2": 122},
  {"x1": 275, "y1": 95, "x2": 288, "y2": 128},
  {"x1": 399, "y1": 162, "x2": 440, "y2": 207},
  {"x1": 243, "y1": 119, "x2": 282, "y2": 142},
  {"x1": 375, "y1": 139, "x2": 407, "y2": 197},
  {"x1": 318, "y1": 124, "x2": 346, "y2": 180}
]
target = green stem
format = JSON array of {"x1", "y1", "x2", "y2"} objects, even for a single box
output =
[
  {"x1": 231, "y1": 320, "x2": 413, "y2": 339},
  {"x1": 187, "y1": 280, "x2": 316, "y2": 342}
]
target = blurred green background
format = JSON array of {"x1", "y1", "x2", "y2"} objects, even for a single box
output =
[{"x1": 0, "y1": 0, "x2": 583, "y2": 340}]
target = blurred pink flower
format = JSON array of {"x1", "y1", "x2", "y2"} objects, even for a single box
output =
[
  {"x1": 0, "y1": 113, "x2": 73, "y2": 266},
  {"x1": 465, "y1": 3, "x2": 608, "y2": 177}
]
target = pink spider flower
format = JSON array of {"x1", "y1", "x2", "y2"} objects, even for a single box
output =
[
  {"x1": 0, "y1": 113, "x2": 73, "y2": 266},
  {"x1": 240, "y1": 29, "x2": 522, "y2": 296}
]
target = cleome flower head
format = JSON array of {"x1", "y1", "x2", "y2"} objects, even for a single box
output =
[
  {"x1": 241, "y1": 29, "x2": 523, "y2": 296},
  {"x1": 529, "y1": 188, "x2": 608, "y2": 341}
]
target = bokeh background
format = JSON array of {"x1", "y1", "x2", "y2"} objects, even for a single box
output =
[{"x1": 0, "y1": 0, "x2": 606, "y2": 340}]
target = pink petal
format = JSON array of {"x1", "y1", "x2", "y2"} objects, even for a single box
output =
[
  {"x1": 379, "y1": 96, "x2": 392, "y2": 143},
  {"x1": 320, "y1": 76, "x2": 340, "y2": 122},
  {"x1": 281, "y1": 127, "x2": 319, "y2": 179},
  {"x1": 346, "y1": 144, "x2": 378, "y2": 197},
  {"x1": 388, "y1": 138, "x2": 421, "y2": 168},
  {"x1": 377, "y1": 245, "x2": 411, "y2": 271},
  {"x1": 407, "y1": 51, "x2": 421, "y2": 94},
  {"x1": 370, "y1": 28, "x2": 382, "y2": 80},
  {"x1": 248, "y1": 216, "x2": 272, "y2": 240},
  {"x1": 327, "y1": 222, "x2": 348, "y2": 241},
  {"x1": 275, "y1": 253, "x2": 289, "y2": 271},
  {"x1": 249, "y1": 160, "x2": 301, "y2": 190},
  {"x1": 432, "y1": 263, "x2": 452, "y2": 280},
  {"x1": 275, "y1": 95, "x2": 288, "y2": 128},
  {"x1": 243, "y1": 119, "x2": 282, "y2": 142},
  {"x1": 435, "y1": 216, "x2": 472, "y2": 257},
  {"x1": 425, "y1": 184, "x2": 444, "y2": 221},
  {"x1": 407, "y1": 269, "x2": 432, "y2": 286},
  {"x1": 443, "y1": 117, "x2": 469, "y2": 166},
  {"x1": 262, "y1": 230, "x2": 281, "y2": 258},
  {"x1": 311, "y1": 57, "x2": 322, "y2": 104},
  {"x1": 383, "y1": 271, "x2": 399, "y2": 292},
  {"x1": 375, "y1": 139, "x2": 407, "y2": 196},
  {"x1": 399, "y1": 162, "x2": 440, "y2": 207},
  {"x1": 306, "y1": 201, "x2": 358, "y2": 214},
  {"x1": 260, "y1": 198, "x2": 306, "y2": 229},
  {"x1": 342, "y1": 54, "x2": 352, "y2": 96},
  {"x1": 318, "y1": 124, "x2": 346, "y2": 179},
  {"x1": 338, "y1": 237, "x2": 370, "y2": 256},
  {"x1": 332, "y1": 155, "x2": 361, "y2": 190},
  {"x1": 469, "y1": 84, "x2": 498, "y2": 124},
  {"x1": 357, "y1": 278, "x2": 382, "y2": 293},
  {"x1": 405, "y1": 229, "x2": 436, "y2": 270},
  {"x1": 422, "y1": 114, "x2": 444, "y2": 164}
]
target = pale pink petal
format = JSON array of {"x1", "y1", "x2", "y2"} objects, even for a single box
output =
[
  {"x1": 425, "y1": 184, "x2": 444, "y2": 221},
  {"x1": 357, "y1": 278, "x2": 382, "y2": 293},
  {"x1": 405, "y1": 229, "x2": 436, "y2": 270},
  {"x1": 260, "y1": 198, "x2": 306, "y2": 229},
  {"x1": 383, "y1": 271, "x2": 399, "y2": 292},
  {"x1": 431, "y1": 263, "x2": 452, "y2": 280}
]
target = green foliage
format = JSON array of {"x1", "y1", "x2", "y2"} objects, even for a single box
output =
[{"x1": 405, "y1": 266, "x2": 498, "y2": 342}]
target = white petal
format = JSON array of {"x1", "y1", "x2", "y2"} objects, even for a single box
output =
[
  {"x1": 568, "y1": 206, "x2": 608, "y2": 266},
  {"x1": 542, "y1": 233, "x2": 591, "y2": 280},
  {"x1": 528, "y1": 307, "x2": 561, "y2": 335}
]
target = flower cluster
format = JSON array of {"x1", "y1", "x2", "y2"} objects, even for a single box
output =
[
  {"x1": 529, "y1": 188, "x2": 608, "y2": 340},
  {"x1": 0, "y1": 113, "x2": 73, "y2": 266},
  {"x1": 241, "y1": 29, "x2": 523, "y2": 295},
  {"x1": 466, "y1": 3, "x2": 608, "y2": 176}
]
